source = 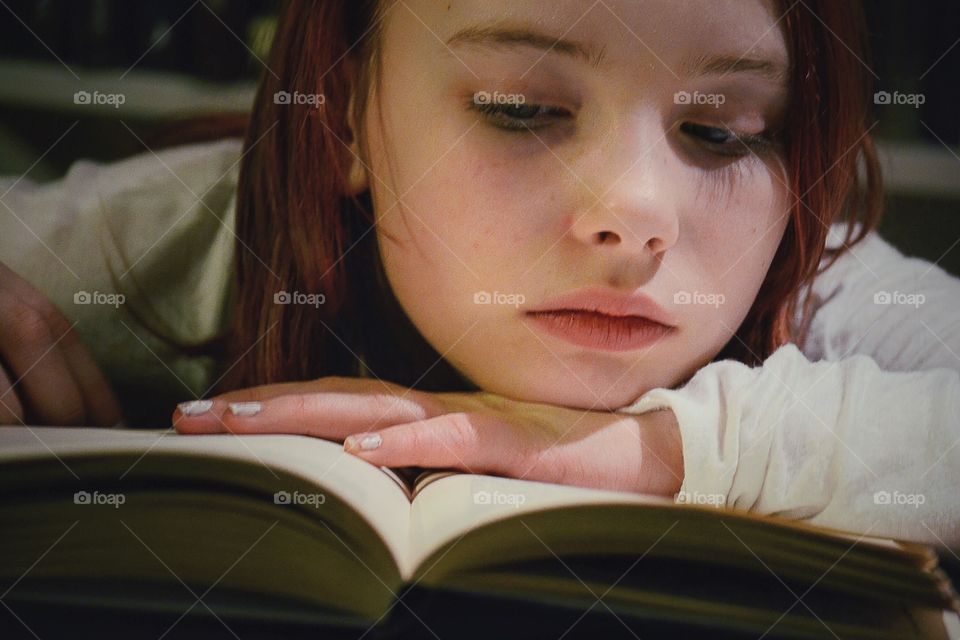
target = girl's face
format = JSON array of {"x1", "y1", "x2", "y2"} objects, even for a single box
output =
[{"x1": 361, "y1": 0, "x2": 791, "y2": 410}]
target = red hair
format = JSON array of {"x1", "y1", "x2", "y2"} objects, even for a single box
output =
[
  {"x1": 210, "y1": 0, "x2": 883, "y2": 394},
  {"x1": 715, "y1": 0, "x2": 884, "y2": 365}
]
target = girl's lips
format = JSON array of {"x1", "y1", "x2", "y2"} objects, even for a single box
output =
[
  {"x1": 525, "y1": 310, "x2": 675, "y2": 352},
  {"x1": 524, "y1": 286, "x2": 676, "y2": 327}
]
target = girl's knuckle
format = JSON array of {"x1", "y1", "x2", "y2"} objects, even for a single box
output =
[
  {"x1": 289, "y1": 394, "x2": 313, "y2": 420},
  {"x1": 8, "y1": 302, "x2": 52, "y2": 348},
  {"x1": 405, "y1": 425, "x2": 431, "y2": 453},
  {"x1": 40, "y1": 305, "x2": 75, "y2": 342}
]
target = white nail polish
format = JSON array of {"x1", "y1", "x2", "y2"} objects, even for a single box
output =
[
  {"x1": 178, "y1": 400, "x2": 213, "y2": 416},
  {"x1": 359, "y1": 434, "x2": 382, "y2": 450},
  {"x1": 346, "y1": 433, "x2": 382, "y2": 451},
  {"x1": 228, "y1": 401, "x2": 262, "y2": 417}
]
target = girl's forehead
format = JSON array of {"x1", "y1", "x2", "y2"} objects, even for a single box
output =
[
  {"x1": 382, "y1": 0, "x2": 790, "y2": 95},
  {"x1": 375, "y1": 0, "x2": 791, "y2": 109},
  {"x1": 389, "y1": 0, "x2": 789, "y2": 75}
]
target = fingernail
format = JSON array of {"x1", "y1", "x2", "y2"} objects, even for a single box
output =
[
  {"x1": 178, "y1": 400, "x2": 213, "y2": 416},
  {"x1": 344, "y1": 433, "x2": 382, "y2": 452},
  {"x1": 228, "y1": 401, "x2": 261, "y2": 417}
]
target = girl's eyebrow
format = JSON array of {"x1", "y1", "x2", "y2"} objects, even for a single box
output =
[
  {"x1": 444, "y1": 24, "x2": 608, "y2": 69},
  {"x1": 680, "y1": 52, "x2": 789, "y2": 87},
  {"x1": 444, "y1": 23, "x2": 788, "y2": 89}
]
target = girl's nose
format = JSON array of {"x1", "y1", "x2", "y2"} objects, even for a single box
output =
[{"x1": 568, "y1": 129, "x2": 681, "y2": 258}]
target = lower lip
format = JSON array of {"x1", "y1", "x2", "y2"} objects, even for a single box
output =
[{"x1": 525, "y1": 310, "x2": 675, "y2": 352}]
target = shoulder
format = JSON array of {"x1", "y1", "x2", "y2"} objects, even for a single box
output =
[
  {"x1": 7, "y1": 136, "x2": 245, "y2": 350},
  {"x1": 1, "y1": 138, "x2": 246, "y2": 424},
  {"x1": 89, "y1": 138, "x2": 244, "y2": 342},
  {"x1": 795, "y1": 221, "x2": 960, "y2": 372},
  {"x1": 89, "y1": 137, "x2": 244, "y2": 252},
  {"x1": 811, "y1": 223, "x2": 933, "y2": 295},
  {"x1": 2, "y1": 137, "x2": 244, "y2": 258},
  {"x1": 96, "y1": 137, "x2": 244, "y2": 190}
]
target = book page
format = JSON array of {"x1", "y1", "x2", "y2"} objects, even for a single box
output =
[
  {"x1": 403, "y1": 473, "x2": 955, "y2": 613},
  {"x1": 408, "y1": 472, "x2": 920, "y2": 574},
  {"x1": 405, "y1": 472, "x2": 668, "y2": 578},
  {"x1": 0, "y1": 426, "x2": 413, "y2": 567}
]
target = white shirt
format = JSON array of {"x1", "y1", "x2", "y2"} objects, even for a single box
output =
[
  {"x1": 0, "y1": 138, "x2": 242, "y2": 424},
  {"x1": 622, "y1": 223, "x2": 960, "y2": 549},
  {"x1": 3, "y1": 139, "x2": 959, "y2": 550}
]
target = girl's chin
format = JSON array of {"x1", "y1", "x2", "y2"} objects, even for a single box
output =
[{"x1": 506, "y1": 385, "x2": 648, "y2": 412}]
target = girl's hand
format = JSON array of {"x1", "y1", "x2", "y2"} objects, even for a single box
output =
[
  {"x1": 172, "y1": 377, "x2": 684, "y2": 496},
  {"x1": 0, "y1": 261, "x2": 123, "y2": 426}
]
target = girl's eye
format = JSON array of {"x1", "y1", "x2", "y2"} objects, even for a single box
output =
[
  {"x1": 470, "y1": 100, "x2": 571, "y2": 132},
  {"x1": 680, "y1": 121, "x2": 778, "y2": 158}
]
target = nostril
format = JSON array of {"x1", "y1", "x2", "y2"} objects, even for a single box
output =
[{"x1": 597, "y1": 230, "x2": 620, "y2": 245}]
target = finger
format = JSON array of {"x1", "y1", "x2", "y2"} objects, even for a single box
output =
[
  {"x1": 213, "y1": 376, "x2": 409, "y2": 404},
  {"x1": 172, "y1": 382, "x2": 328, "y2": 432},
  {"x1": 173, "y1": 376, "x2": 431, "y2": 432},
  {"x1": 0, "y1": 262, "x2": 121, "y2": 426},
  {"x1": 47, "y1": 307, "x2": 123, "y2": 426},
  {"x1": 174, "y1": 390, "x2": 439, "y2": 438},
  {"x1": 342, "y1": 411, "x2": 531, "y2": 477},
  {"x1": 0, "y1": 361, "x2": 25, "y2": 425},
  {"x1": 0, "y1": 289, "x2": 87, "y2": 425}
]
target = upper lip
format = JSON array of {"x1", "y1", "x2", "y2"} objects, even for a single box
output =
[{"x1": 525, "y1": 286, "x2": 676, "y2": 328}]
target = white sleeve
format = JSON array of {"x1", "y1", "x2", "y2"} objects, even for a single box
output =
[
  {"x1": 0, "y1": 138, "x2": 242, "y2": 351},
  {"x1": 1, "y1": 139, "x2": 241, "y2": 421},
  {"x1": 619, "y1": 226, "x2": 960, "y2": 546},
  {"x1": 797, "y1": 226, "x2": 960, "y2": 375},
  {"x1": 620, "y1": 343, "x2": 960, "y2": 546}
]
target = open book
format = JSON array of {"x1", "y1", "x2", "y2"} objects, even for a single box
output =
[{"x1": 0, "y1": 426, "x2": 957, "y2": 639}]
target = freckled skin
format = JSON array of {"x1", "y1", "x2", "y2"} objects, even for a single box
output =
[{"x1": 358, "y1": 0, "x2": 791, "y2": 410}]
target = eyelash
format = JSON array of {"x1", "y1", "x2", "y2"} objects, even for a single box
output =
[
  {"x1": 470, "y1": 101, "x2": 570, "y2": 131},
  {"x1": 679, "y1": 122, "x2": 779, "y2": 158},
  {"x1": 470, "y1": 101, "x2": 780, "y2": 158}
]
